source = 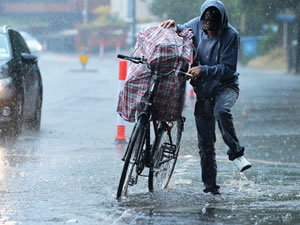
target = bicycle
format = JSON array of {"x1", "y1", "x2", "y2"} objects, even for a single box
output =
[{"x1": 116, "y1": 54, "x2": 191, "y2": 199}]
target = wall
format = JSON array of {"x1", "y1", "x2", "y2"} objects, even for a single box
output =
[{"x1": 110, "y1": 0, "x2": 157, "y2": 23}]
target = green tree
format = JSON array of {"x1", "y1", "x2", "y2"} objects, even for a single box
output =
[
  {"x1": 238, "y1": 0, "x2": 300, "y2": 72},
  {"x1": 150, "y1": 0, "x2": 297, "y2": 35},
  {"x1": 237, "y1": 0, "x2": 298, "y2": 34},
  {"x1": 87, "y1": 5, "x2": 124, "y2": 28},
  {"x1": 150, "y1": 0, "x2": 300, "y2": 72},
  {"x1": 150, "y1": 0, "x2": 245, "y2": 29},
  {"x1": 150, "y1": 0, "x2": 204, "y2": 24}
]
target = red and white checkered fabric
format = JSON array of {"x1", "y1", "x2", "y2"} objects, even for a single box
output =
[{"x1": 117, "y1": 26, "x2": 194, "y2": 122}]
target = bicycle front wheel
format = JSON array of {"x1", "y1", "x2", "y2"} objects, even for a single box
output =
[
  {"x1": 117, "y1": 117, "x2": 147, "y2": 199},
  {"x1": 148, "y1": 118, "x2": 184, "y2": 191}
]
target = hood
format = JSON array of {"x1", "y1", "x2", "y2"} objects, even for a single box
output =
[{"x1": 200, "y1": 0, "x2": 228, "y2": 35}]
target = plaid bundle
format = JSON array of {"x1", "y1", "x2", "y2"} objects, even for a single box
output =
[{"x1": 117, "y1": 26, "x2": 194, "y2": 122}]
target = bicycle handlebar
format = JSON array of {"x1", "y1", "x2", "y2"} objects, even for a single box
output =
[
  {"x1": 117, "y1": 54, "x2": 127, "y2": 59},
  {"x1": 118, "y1": 54, "x2": 140, "y2": 60},
  {"x1": 117, "y1": 54, "x2": 145, "y2": 64},
  {"x1": 177, "y1": 71, "x2": 193, "y2": 78},
  {"x1": 117, "y1": 54, "x2": 193, "y2": 78}
]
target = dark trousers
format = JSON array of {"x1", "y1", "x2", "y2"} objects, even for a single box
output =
[{"x1": 194, "y1": 87, "x2": 244, "y2": 188}]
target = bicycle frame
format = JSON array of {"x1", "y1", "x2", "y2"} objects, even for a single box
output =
[
  {"x1": 122, "y1": 70, "x2": 164, "y2": 169},
  {"x1": 117, "y1": 54, "x2": 186, "y2": 198}
]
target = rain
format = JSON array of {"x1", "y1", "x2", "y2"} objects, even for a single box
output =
[{"x1": 0, "y1": 0, "x2": 300, "y2": 224}]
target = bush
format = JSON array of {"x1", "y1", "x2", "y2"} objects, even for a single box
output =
[{"x1": 258, "y1": 33, "x2": 279, "y2": 56}]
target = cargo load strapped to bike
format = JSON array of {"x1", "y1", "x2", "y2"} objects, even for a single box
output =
[{"x1": 117, "y1": 25, "x2": 194, "y2": 122}]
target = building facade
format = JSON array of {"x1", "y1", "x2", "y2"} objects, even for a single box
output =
[
  {"x1": 0, "y1": 0, "x2": 109, "y2": 29},
  {"x1": 110, "y1": 0, "x2": 157, "y2": 23}
]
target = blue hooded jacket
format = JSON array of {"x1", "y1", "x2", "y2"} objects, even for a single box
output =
[{"x1": 177, "y1": 0, "x2": 240, "y2": 98}]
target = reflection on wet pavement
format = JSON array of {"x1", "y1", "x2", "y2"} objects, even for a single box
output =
[
  {"x1": 113, "y1": 154, "x2": 300, "y2": 225},
  {"x1": 1, "y1": 55, "x2": 300, "y2": 224},
  {"x1": 111, "y1": 66, "x2": 300, "y2": 225}
]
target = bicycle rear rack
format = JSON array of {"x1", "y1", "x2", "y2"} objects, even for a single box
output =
[
  {"x1": 159, "y1": 142, "x2": 177, "y2": 165},
  {"x1": 162, "y1": 142, "x2": 177, "y2": 154},
  {"x1": 128, "y1": 176, "x2": 137, "y2": 186}
]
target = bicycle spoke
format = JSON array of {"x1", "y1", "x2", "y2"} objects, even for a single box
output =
[
  {"x1": 117, "y1": 116, "x2": 154, "y2": 199},
  {"x1": 148, "y1": 119, "x2": 183, "y2": 191}
]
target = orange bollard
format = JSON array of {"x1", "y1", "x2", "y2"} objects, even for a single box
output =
[
  {"x1": 189, "y1": 52, "x2": 195, "y2": 98},
  {"x1": 118, "y1": 60, "x2": 127, "y2": 81},
  {"x1": 116, "y1": 60, "x2": 127, "y2": 143},
  {"x1": 190, "y1": 52, "x2": 194, "y2": 65},
  {"x1": 189, "y1": 88, "x2": 195, "y2": 98},
  {"x1": 115, "y1": 125, "x2": 126, "y2": 142}
]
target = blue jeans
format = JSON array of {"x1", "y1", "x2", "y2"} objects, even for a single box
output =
[{"x1": 194, "y1": 87, "x2": 244, "y2": 188}]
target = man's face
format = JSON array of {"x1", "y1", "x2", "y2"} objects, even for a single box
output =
[{"x1": 203, "y1": 7, "x2": 221, "y2": 34}]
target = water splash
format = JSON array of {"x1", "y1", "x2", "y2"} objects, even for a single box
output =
[{"x1": 223, "y1": 166, "x2": 258, "y2": 194}]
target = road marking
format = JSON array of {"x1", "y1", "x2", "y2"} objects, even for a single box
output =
[
  {"x1": 171, "y1": 156, "x2": 199, "y2": 188},
  {"x1": 175, "y1": 179, "x2": 192, "y2": 185},
  {"x1": 112, "y1": 209, "x2": 135, "y2": 225}
]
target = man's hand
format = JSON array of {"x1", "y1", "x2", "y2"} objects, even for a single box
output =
[
  {"x1": 160, "y1": 20, "x2": 176, "y2": 30},
  {"x1": 188, "y1": 66, "x2": 201, "y2": 80}
]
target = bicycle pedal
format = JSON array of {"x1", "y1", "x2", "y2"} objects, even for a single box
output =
[
  {"x1": 137, "y1": 167, "x2": 144, "y2": 175},
  {"x1": 128, "y1": 176, "x2": 136, "y2": 186},
  {"x1": 162, "y1": 143, "x2": 177, "y2": 153}
]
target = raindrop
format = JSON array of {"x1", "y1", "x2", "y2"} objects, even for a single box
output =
[
  {"x1": 201, "y1": 203, "x2": 209, "y2": 214},
  {"x1": 20, "y1": 172, "x2": 25, "y2": 178},
  {"x1": 201, "y1": 207, "x2": 206, "y2": 214},
  {"x1": 65, "y1": 219, "x2": 79, "y2": 223},
  {"x1": 282, "y1": 213, "x2": 292, "y2": 223}
]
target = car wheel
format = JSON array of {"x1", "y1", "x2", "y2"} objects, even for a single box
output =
[
  {"x1": 29, "y1": 93, "x2": 42, "y2": 132},
  {"x1": 7, "y1": 94, "x2": 24, "y2": 137}
]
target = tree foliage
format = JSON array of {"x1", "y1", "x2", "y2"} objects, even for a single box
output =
[
  {"x1": 150, "y1": 0, "x2": 205, "y2": 24},
  {"x1": 150, "y1": 0, "x2": 299, "y2": 35},
  {"x1": 87, "y1": 6, "x2": 124, "y2": 28},
  {"x1": 150, "y1": 0, "x2": 300, "y2": 72}
]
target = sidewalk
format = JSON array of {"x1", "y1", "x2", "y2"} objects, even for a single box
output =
[{"x1": 238, "y1": 63, "x2": 293, "y2": 76}]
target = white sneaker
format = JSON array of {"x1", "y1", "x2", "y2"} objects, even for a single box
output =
[{"x1": 233, "y1": 156, "x2": 252, "y2": 172}]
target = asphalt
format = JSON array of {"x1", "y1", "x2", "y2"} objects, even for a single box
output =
[{"x1": 0, "y1": 52, "x2": 300, "y2": 225}]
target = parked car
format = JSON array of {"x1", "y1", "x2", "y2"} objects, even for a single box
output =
[
  {"x1": 0, "y1": 25, "x2": 43, "y2": 137},
  {"x1": 20, "y1": 31, "x2": 43, "y2": 56}
]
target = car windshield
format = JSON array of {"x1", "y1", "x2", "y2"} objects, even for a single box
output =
[{"x1": 0, "y1": 34, "x2": 10, "y2": 60}]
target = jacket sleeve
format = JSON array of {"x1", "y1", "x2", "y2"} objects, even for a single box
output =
[
  {"x1": 200, "y1": 33, "x2": 239, "y2": 81},
  {"x1": 176, "y1": 17, "x2": 200, "y2": 32}
]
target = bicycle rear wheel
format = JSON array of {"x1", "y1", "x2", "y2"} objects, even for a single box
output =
[
  {"x1": 116, "y1": 117, "x2": 147, "y2": 199},
  {"x1": 148, "y1": 118, "x2": 184, "y2": 191}
]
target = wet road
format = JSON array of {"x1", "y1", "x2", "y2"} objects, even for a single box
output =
[{"x1": 0, "y1": 52, "x2": 300, "y2": 224}]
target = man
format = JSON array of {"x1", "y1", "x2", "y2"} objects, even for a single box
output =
[{"x1": 161, "y1": 0, "x2": 251, "y2": 195}]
